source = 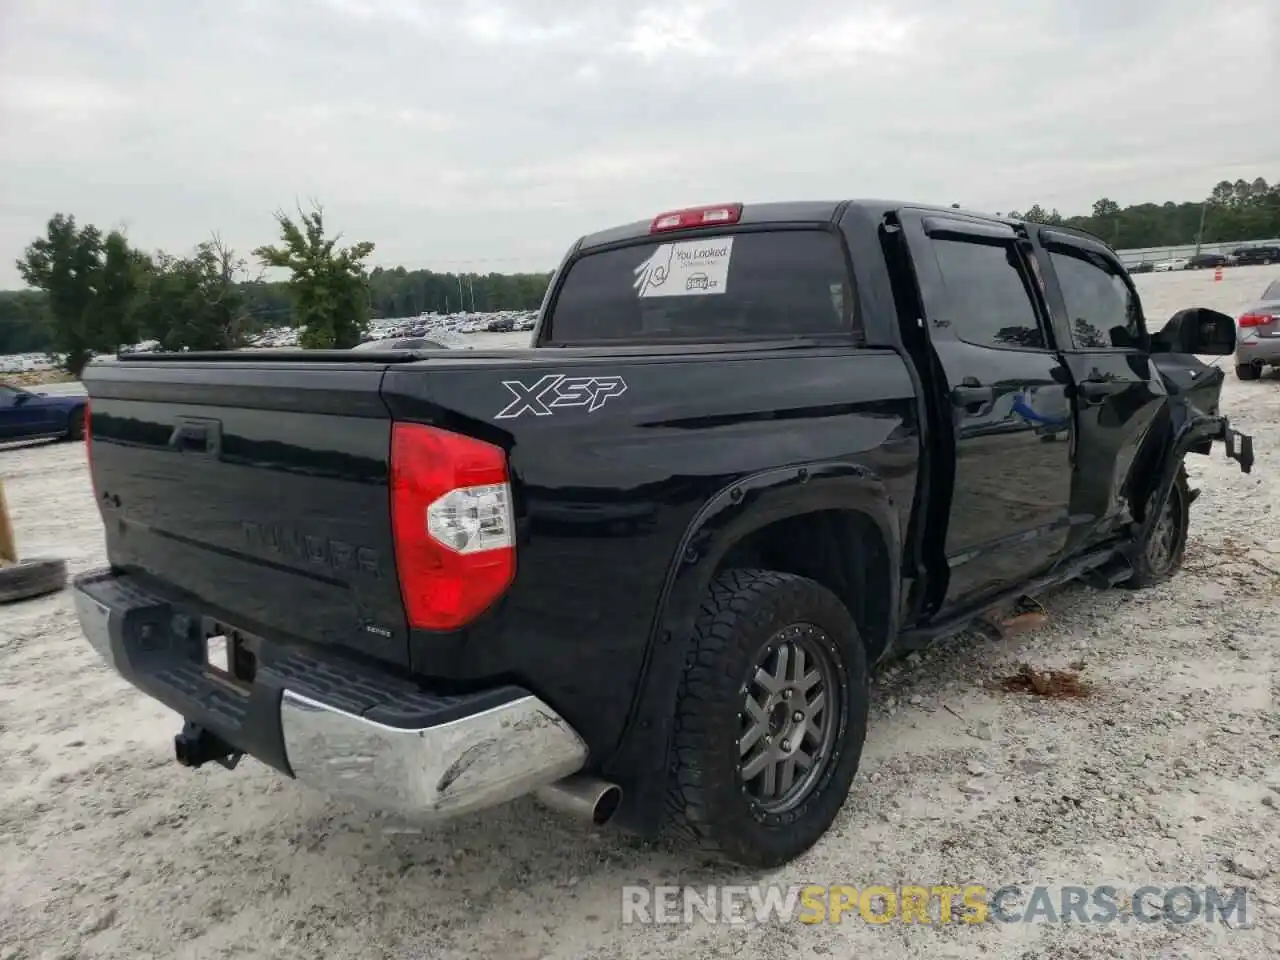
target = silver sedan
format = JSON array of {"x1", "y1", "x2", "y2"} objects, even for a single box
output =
[{"x1": 1234, "y1": 278, "x2": 1280, "y2": 380}]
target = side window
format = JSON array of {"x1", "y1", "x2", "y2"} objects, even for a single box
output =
[
  {"x1": 1048, "y1": 247, "x2": 1143, "y2": 349},
  {"x1": 926, "y1": 238, "x2": 1046, "y2": 349}
]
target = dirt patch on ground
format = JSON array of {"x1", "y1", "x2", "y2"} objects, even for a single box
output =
[{"x1": 996, "y1": 663, "x2": 1092, "y2": 699}]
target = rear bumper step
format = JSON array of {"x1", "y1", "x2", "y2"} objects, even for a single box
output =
[{"x1": 72, "y1": 569, "x2": 588, "y2": 820}]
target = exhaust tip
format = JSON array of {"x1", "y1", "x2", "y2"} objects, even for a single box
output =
[
  {"x1": 535, "y1": 774, "x2": 623, "y2": 827},
  {"x1": 592, "y1": 783, "x2": 623, "y2": 825}
]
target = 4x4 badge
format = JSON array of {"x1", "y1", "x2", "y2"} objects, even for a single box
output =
[{"x1": 494, "y1": 374, "x2": 628, "y2": 420}]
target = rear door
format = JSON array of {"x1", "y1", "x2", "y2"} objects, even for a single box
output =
[
  {"x1": 1033, "y1": 230, "x2": 1165, "y2": 553},
  {"x1": 898, "y1": 211, "x2": 1074, "y2": 608}
]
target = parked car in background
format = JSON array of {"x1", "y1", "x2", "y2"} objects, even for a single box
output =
[
  {"x1": 1127, "y1": 261, "x2": 1155, "y2": 274},
  {"x1": 1234, "y1": 278, "x2": 1280, "y2": 380},
  {"x1": 1187, "y1": 252, "x2": 1230, "y2": 270},
  {"x1": 1153, "y1": 257, "x2": 1190, "y2": 272},
  {"x1": 1234, "y1": 245, "x2": 1280, "y2": 266},
  {"x1": 0, "y1": 383, "x2": 85, "y2": 442},
  {"x1": 351, "y1": 337, "x2": 449, "y2": 351}
]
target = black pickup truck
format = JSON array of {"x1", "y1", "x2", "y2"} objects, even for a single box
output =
[{"x1": 74, "y1": 200, "x2": 1254, "y2": 868}]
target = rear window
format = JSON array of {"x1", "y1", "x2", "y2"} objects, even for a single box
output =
[{"x1": 546, "y1": 229, "x2": 856, "y2": 343}]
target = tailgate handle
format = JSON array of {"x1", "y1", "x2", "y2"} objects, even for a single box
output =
[{"x1": 169, "y1": 418, "x2": 222, "y2": 456}]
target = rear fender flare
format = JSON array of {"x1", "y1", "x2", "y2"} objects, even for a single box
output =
[
  {"x1": 657, "y1": 463, "x2": 902, "y2": 651},
  {"x1": 601, "y1": 461, "x2": 902, "y2": 833}
]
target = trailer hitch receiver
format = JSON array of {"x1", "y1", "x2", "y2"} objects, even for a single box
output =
[{"x1": 174, "y1": 720, "x2": 243, "y2": 770}]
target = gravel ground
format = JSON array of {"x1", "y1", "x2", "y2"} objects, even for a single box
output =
[{"x1": 1, "y1": 266, "x2": 1278, "y2": 960}]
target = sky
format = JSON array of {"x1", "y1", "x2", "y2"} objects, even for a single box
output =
[{"x1": 1, "y1": 0, "x2": 1277, "y2": 289}]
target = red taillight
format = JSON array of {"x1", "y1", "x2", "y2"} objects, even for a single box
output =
[
  {"x1": 389, "y1": 422, "x2": 515, "y2": 631},
  {"x1": 650, "y1": 203, "x2": 742, "y2": 233},
  {"x1": 1239, "y1": 312, "x2": 1274, "y2": 328}
]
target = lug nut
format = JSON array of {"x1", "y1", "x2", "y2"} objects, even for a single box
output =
[
  {"x1": 781, "y1": 739, "x2": 791, "y2": 751},
  {"x1": 792, "y1": 711, "x2": 804, "y2": 722}
]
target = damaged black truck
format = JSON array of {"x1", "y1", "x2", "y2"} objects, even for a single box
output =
[{"x1": 73, "y1": 200, "x2": 1254, "y2": 868}]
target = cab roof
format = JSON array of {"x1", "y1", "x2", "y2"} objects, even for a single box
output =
[{"x1": 576, "y1": 200, "x2": 1113, "y2": 254}]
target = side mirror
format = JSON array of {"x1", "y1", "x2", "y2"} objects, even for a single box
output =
[{"x1": 1151, "y1": 307, "x2": 1236, "y2": 355}]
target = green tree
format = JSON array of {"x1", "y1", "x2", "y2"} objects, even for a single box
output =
[
  {"x1": 1092, "y1": 198, "x2": 1121, "y2": 219},
  {"x1": 15, "y1": 213, "x2": 143, "y2": 376},
  {"x1": 253, "y1": 205, "x2": 374, "y2": 348},
  {"x1": 0, "y1": 290, "x2": 54, "y2": 354},
  {"x1": 1014, "y1": 204, "x2": 1065, "y2": 225},
  {"x1": 134, "y1": 237, "x2": 251, "y2": 351},
  {"x1": 1011, "y1": 174, "x2": 1280, "y2": 250}
]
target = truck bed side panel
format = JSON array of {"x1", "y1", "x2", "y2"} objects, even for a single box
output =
[{"x1": 381, "y1": 347, "x2": 920, "y2": 758}]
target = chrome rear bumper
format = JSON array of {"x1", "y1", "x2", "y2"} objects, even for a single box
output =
[
  {"x1": 73, "y1": 571, "x2": 588, "y2": 822},
  {"x1": 279, "y1": 689, "x2": 587, "y2": 819}
]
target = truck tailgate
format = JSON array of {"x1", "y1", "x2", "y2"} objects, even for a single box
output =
[{"x1": 82, "y1": 358, "x2": 410, "y2": 666}]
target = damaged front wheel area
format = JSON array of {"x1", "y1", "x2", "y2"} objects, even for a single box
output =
[{"x1": 1121, "y1": 467, "x2": 1190, "y2": 589}]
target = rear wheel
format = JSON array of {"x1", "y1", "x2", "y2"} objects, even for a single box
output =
[
  {"x1": 1236, "y1": 363, "x2": 1261, "y2": 381},
  {"x1": 1121, "y1": 467, "x2": 1189, "y2": 589},
  {"x1": 64, "y1": 407, "x2": 85, "y2": 441},
  {"x1": 664, "y1": 568, "x2": 869, "y2": 868}
]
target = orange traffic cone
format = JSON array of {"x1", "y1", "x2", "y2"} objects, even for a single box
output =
[{"x1": 1214, "y1": 266, "x2": 1223, "y2": 282}]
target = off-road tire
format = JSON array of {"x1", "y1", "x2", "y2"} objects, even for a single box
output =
[
  {"x1": 1236, "y1": 363, "x2": 1261, "y2": 381},
  {"x1": 1121, "y1": 467, "x2": 1189, "y2": 590},
  {"x1": 64, "y1": 412, "x2": 84, "y2": 445},
  {"x1": 64, "y1": 407, "x2": 85, "y2": 441},
  {"x1": 664, "y1": 568, "x2": 869, "y2": 868},
  {"x1": 0, "y1": 557, "x2": 68, "y2": 604}
]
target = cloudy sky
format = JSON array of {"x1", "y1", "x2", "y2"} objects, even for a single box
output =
[{"x1": 1, "y1": 0, "x2": 1277, "y2": 288}]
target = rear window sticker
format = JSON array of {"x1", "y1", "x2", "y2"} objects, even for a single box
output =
[{"x1": 633, "y1": 238, "x2": 734, "y2": 298}]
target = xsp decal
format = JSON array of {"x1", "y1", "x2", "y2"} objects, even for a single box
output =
[{"x1": 494, "y1": 374, "x2": 628, "y2": 420}]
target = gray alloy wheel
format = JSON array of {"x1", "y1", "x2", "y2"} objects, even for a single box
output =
[{"x1": 739, "y1": 624, "x2": 841, "y2": 814}]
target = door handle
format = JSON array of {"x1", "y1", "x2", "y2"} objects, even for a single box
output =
[
  {"x1": 1077, "y1": 379, "x2": 1125, "y2": 402},
  {"x1": 951, "y1": 384, "x2": 994, "y2": 407}
]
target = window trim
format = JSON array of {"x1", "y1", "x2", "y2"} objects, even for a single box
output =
[
  {"x1": 924, "y1": 233, "x2": 1056, "y2": 354},
  {"x1": 1041, "y1": 237, "x2": 1148, "y2": 352},
  {"x1": 539, "y1": 222, "x2": 864, "y2": 347},
  {"x1": 922, "y1": 216, "x2": 1017, "y2": 242}
]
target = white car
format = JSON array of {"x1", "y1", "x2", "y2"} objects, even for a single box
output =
[{"x1": 1153, "y1": 257, "x2": 1190, "y2": 272}]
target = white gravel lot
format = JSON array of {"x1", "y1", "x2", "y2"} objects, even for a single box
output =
[{"x1": 1, "y1": 267, "x2": 1279, "y2": 960}]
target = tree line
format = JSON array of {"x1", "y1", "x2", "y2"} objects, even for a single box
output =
[
  {"x1": 1000, "y1": 176, "x2": 1280, "y2": 249},
  {"x1": 1, "y1": 204, "x2": 552, "y2": 374},
  {"x1": 4, "y1": 175, "x2": 1278, "y2": 372}
]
